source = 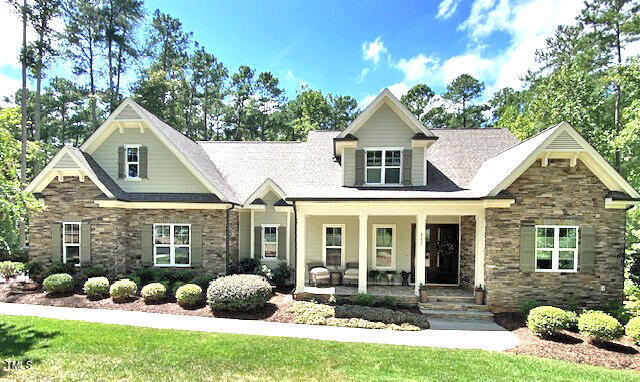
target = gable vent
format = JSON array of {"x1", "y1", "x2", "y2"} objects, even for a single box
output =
[
  {"x1": 115, "y1": 105, "x2": 141, "y2": 120},
  {"x1": 546, "y1": 131, "x2": 582, "y2": 151}
]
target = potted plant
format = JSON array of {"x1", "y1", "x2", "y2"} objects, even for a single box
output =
[
  {"x1": 385, "y1": 270, "x2": 395, "y2": 285},
  {"x1": 368, "y1": 269, "x2": 380, "y2": 285},
  {"x1": 418, "y1": 284, "x2": 428, "y2": 303},
  {"x1": 474, "y1": 284, "x2": 485, "y2": 305},
  {"x1": 400, "y1": 271, "x2": 410, "y2": 286}
]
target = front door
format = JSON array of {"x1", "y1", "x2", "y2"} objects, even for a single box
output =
[{"x1": 411, "y1": 224, "x2": 459, "y2": 285}]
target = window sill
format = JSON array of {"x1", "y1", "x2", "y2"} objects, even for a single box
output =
[
  {"x1": 534, "y1": 269, "x2": 578, "y2": 273},
  {"x1": 261, "y1": 257, "x2": 279, "y2": 261},
  {"x1": 363, "y1": 184, "x2": 403, "y2": 187},
  {"x1": 124, "y1": 177, "x2": 142, "y2": 182},
  {"x1": 153, "y1": 264, "x2": 192, "y2": 268}
]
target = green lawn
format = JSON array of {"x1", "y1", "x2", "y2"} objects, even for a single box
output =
[{"x1": 0, "y1": 315, "x2": 638, "y2": 382}]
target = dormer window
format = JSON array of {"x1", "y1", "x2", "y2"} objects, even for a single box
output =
[
  {"x1": 125, "y1": 144, "x2": 140, "y2": 179},
  {"x1": 366, "y1": 148, "x2": 402, "y2": 184}
]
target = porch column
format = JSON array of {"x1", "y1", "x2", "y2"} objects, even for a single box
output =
[
  {"x1": 358, "y1": 214, "x2": 368, "y2": 294},
  {"x1": 250, "y1": 209, "x2": 255, "y2": 259},
  {"x1": 295, "y1": 212, "x2": 306, "y2": 294},
  {"x1": 474, "y1": 209, "x2": 486, "y2": 287},
  {"x1": 415, "y1": 213, "x2": 426, "y2": 295}
]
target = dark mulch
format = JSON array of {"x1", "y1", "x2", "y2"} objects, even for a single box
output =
[
  {"x1": 0, "y1": 282, "x2": 295, "y2": 323},
  {"x1": 494, "y1": 312, "x2": 640, "y2": 371}
]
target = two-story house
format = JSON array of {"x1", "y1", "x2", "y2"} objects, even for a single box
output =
[{"x1": 26, "y1": 89, "x2": 640, "y2": 312}]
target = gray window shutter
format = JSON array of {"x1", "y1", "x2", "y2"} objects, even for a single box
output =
[
  {"x1": 50, "y1": 223, "x2": 61, "y2": 264},
  {"x1": 141, "y1": 224, "x2": 153, "y2": 266},
  {"x1": 254, "y1": 227, "x2": 262, "y2": 258},
  {"x1": 118, "y1": 146, "x2": 125, "y2": 179},
  {"x1": 277, "y1": 226, "x2": 286, "y2": 260},
  {"x1": 520, "y1": 225, "x2": 535, "y2": 272},
  {"x1": 139, "y1": 146, "x2": 148, "y2": 179},
  {"x1": 579, "y1": 226, "x2": 595, "y2": 273},
  {"x1": 402, "y1": 149, "x2": 412, "y2": 185},
  {"x1": 355, "y1": 149, "x2": 365, "y2": 186},
  {"x1": 80, "y1": 222, "x2": 91, "y2": 265},
  {"x1": 191, "y1": 224, "x2": 203, "y2": 267}
]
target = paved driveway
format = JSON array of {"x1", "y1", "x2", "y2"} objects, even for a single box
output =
[{"x1": 0, "y1": 302, "x2": 519, "y2": 351}]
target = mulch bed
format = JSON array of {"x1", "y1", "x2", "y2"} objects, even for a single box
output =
[
  {"x1": 494, "y1": 312, "x2": 640, "y2": 371},
  {"x1": 0, "y1": 282, "x2": 296, "y2": 323}
]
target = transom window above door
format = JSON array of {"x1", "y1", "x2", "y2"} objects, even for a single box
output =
[{"x1": 365, "y1": 149, "x2": 402, "y2": 184}]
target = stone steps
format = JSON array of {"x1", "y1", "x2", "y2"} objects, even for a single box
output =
[
  {"x1": 419, "y1": 301, "x2": 490, "y2": 312},
  {"x1": 419, "y1": 290, "x2": 494, "y2": 321},
  {"x1": 429, "y1": 295, "x2": 475, "y2": 304},
  {"x1": 419, "y1": 308, "x2": 495, "y2": 321}
]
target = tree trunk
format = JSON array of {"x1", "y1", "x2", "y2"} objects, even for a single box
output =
[
  {"x1": 116, "y1": 43, "x2": 123, "y2": 103},
  {"x1": 34, "y1": 34, "x2": 44, "y2": 176},
  {"x1": 89, "y1": 33, "x2": 97, "y2": 132}
]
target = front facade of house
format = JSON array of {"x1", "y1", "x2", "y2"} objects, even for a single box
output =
[{"x1": 26, "y1": 89, "x2": 639, "y2": 311}]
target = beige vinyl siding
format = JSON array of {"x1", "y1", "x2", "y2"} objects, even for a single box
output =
[
  {"x1": 115, "y1": 105, "x2": 141, "y2": 120},
  {"x1": 239, "y1": 210, "x2": 251, "y2": 259},
  {"x1": 367, "y1": 215, "x2": 413, "y2": 272},
  {"x1": 92, "y1": 128, "x2": 210, "y2": 193},
  {"x1": 253, "y1": 191, "x2": 288, "y2": 227},
  {"x1": 53, "y1": 153, "x2": 77, "y2": 169},
  {"x1": 412, "y1": 147, "x2": 425, "y2": 185},
  {"x1": 343, "y1": 147, "x2": 356, "y2": 186}
]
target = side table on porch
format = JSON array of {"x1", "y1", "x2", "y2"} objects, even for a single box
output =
[{"x1": 330, "y1": 271, "x2": 342, "y2": 286}]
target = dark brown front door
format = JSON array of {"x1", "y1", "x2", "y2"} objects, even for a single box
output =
[{"x1": 411, "y1": 224, "x2": 459, "y2": 284}]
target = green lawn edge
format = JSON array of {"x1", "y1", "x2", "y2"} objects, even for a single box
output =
[{"x1": 0, "y1": 314, "x2": 637, "y2": 382}]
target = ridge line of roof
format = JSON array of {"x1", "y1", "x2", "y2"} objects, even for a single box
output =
[{"x1": 484, "y1": 123, "x2": 559, "y2": 160}]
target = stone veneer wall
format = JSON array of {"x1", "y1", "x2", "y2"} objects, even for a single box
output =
[
  {"x1": 29, "y1": 178, "x2": 238, "y2": 277},
  {"x1": 459, "y1": 216, "x2": 475, "y2": 290},
  {"x1": 484, "y1": 160, "x2": 626, "y2": 312}
]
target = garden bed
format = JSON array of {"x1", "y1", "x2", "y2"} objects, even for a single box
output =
[
  {"x1": 495, "y1": 312, "x2": 640, "y2": 371},
  {"x1": 0, "y1": 282, "x2": 296, "y2": 322}
]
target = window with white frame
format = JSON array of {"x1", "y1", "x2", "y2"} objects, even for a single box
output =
[
  {"x1": 125, "y1": 144, "x2": 140, "y2": 179},
  {"x1": 262, "y1": 225, "x2": 278, "y2": 259},
  {"x1": 535, "y1": 226, "x2": 579, "y2": 272},
  {"x1": 63, "y1": 222, "x2": 81, "y2": 265},
  {"x1": 365, "y1": 149, "x2": 402, "y2": 184},
  {"x1": 323, "y1": 225, "x2": 344, "y2": 268},
  {"x1": 373, "y1": 224, "x2": 395, "y2": 269},
  {"x1": 154, "y1": 224, "x2": 191, "y2": 266}
]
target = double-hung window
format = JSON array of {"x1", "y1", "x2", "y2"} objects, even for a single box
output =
[
  {"x1": 262, "y1": 225, "x2": 278, "y2": 259},
  {"x1": 63, "y1": 222, "x2": 81, "y2": 266},
  {"x1": 373, "y1": 224, "x2": 395, "y2": 270},
  {"x1": 323, "y1": 224, "x2": 344, "y2": 268},
  {"x1": 125, "y1": 144, "x2": 140, "y2": 179},
  {"x1": 154, "y1": 224, "x2": 191, "y2": 266},
  {"x1": 365, "y1": 149, "x2": 402, "y2": 184},
  {"x1": 535, "y1": 226, "x2": 578, "y2": 272}
]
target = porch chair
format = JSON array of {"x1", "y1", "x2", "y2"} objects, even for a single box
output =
[
  {"x1": 308, "y1": 262, "x2": 330, "y2": 287},
  {"x1": 342, "y1": 262, "x2": 359, "y2": 286}
]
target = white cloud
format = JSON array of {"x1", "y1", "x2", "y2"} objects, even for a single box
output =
[
  {"x1": 441, "y1": 54, "x2": 493, "y2": 84},
  {"x1": 362, "y1": 37, "x2": 387, "y2": 65},
  {"x1": 0, "y1": 2, "x2": 26, "y2": 69},
  {"x1": 285, "y1": 70, "x2": 307, "y2": 88},
  {"x1": 0, "y1": 73, "x2": 20, "y2": 106},
  {"x1": 436, "y1": 0, "x2": 460, "y2": 19},
  {"x1": 395, "y1": 54, "x2": 439, "y2": 82},
  {"x1": 356, "y1": 67, "x2": 370, "y2": 84}
]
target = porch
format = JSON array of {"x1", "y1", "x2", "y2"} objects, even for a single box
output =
[{"x1": 294, "y1": 202, "x2": 493, "y2": 297}]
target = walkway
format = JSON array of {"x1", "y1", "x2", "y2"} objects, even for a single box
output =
[{"x1": 0, "y1": 302, "x2": 519, "y2": 351}]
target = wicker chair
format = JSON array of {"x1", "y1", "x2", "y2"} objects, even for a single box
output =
[
  {"x1": 307, "y1": 262, "x2": 330, "y2": 287},
  {"x1": 342, "y1": 262, "x2": 359, "y2": 286}
]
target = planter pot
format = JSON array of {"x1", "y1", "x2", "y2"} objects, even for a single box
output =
[
  {"x1": 386, "y1": 274, "x2": 394, "y2": 285},
  {"x1": 419, "y1": 289, "x2": 428, "y2": 303},
  {"x1": 474, "y1": 290, "x2": 484, "y2": 305}
]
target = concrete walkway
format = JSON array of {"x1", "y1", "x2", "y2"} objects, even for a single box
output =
[{"x1": 0, "y1": 302, "x2": 519, "y2": 351}]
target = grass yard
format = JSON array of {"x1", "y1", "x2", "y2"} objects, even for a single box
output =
[{"x1": 0, "y1": 315, "x2": 638, "y2": 382}]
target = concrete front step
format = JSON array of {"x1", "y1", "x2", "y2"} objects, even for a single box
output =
[
  {"x1": 419, "y1": 301, "x2": 490, "y2": 312},
  {"x1": 428, "y1": 295, "x2": 475, "y2": 304},
  {"x1": 419, "y1": 308, "x2": 495, "y2": 321}
]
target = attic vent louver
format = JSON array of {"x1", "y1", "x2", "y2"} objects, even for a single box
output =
[
  {"x1": 115, "y1": 105, "x2": 141, "y2": 120},
  {"x1": 546, "y1": 131, "x2": 582, "y2": 151}
]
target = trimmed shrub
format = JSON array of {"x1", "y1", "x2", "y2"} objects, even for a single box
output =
[
  {"x1": 110, "y1": 279, "x2": 138, "y2": 303},
  {"x1": 83, "y1": 266, "x2": 107, "y2": 278},
  {"x1": 578, "y1": 311, "x2": 624, "y2": 343},
  {"x1": 83, "y1": 277, "x2": 110, "y2": 299},
  {"x1": 270, "y1": 263, "x2": 292, "y2": 289},
  {"x1": 190, "y1": 274, "x2": 216, "y2": 291},
  {"x1": 626, "y1": 317, "x2": 640, "y2": 345},
  {"x1": 237, "y1": 258, "x2": 261, "y2": 274},
  {"x1": 334, "y1": 305, "x2": 430, "y2": 329},
  {"x1": 176, "y1": 284, "x2": 202, "y2": 308},
  {"x1": 519, "y1": 299, "x2": 541, "y2": 320},
  {"x1": 23, "y1": 261, "x2": 43, "y2": 281},
  {"x1": 42, "y1": 273, "x2": 74, "y2": 294},
  {"x1": 0, "y1": 261, "x2": 25, "y2": 279},
  {"x1": 171, "y1": 281, "x2": 186, "y2": 297},
  {"x1": 45, "y1": 263, "x2": 77, "y2": 277},
  {"x1": 207, "y1": 274, "x2": 272, "y2": 312},
  {"x1": 527, "y1": 306, "x2": 568, "y2": 337},
  {"x1": 141, "y1": 283, "x2": 166, "y2": 304},
  {"x1": 115, "y1": 273, "x2": 142, "y2": 288},
  {"x1": 564, "y1": 310, "x2": 579, "y2": 332}
]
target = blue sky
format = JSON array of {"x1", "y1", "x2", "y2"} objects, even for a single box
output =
[{"x1": 1, "y1": 0, "x2": 596, "y2": 107}]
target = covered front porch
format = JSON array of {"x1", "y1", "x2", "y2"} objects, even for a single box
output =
[{"x1": 293, "y1": 200, "x2": 504, "y2": 297}]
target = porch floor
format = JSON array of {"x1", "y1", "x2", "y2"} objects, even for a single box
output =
[{"x1": 303, "y1": 285, "x2": 416, "y2": 299}]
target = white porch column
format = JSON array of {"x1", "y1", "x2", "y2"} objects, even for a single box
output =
[
  {"x1": 250, "y1": 209, "x2": 255, "y2": 259},
  {"x1": 415, "y1": 213, "x2": 426, "y2": 295},
  {"x1": 358, "y1": 214, "x2": 368, "y2": 294},
  {"x1": 295, "y1": 212, "x2": 306, "y2": 294},
  {"x1": 474, "y1": 209, "x2": 486, "y2": 287}
]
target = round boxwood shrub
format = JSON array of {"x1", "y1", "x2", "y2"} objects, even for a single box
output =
[
  {"x1": 578, "y1": 310, "x2": 624, "y2": 343},
  {"x1": 42, "y1": 273, "x2": 74, "y2": 294},
  {"x1": 626, "y1": 317, "x2": 640, "y2": 345},
  {"x1": 110, "y1": 279, "x2": 137, "y2": 303},
  {"x1": 207, "y1": 274, "x2": 272, "y2": 312},
  {"x1": 564, "y1": 310, "x2": 579, "y2": 332},
  {"x1": 527, "y1": 306, "x2": 568, "y2": 337},
  {"x1": 176, "y1": 284, "x2": 202, "y2": 308},
  {"x1": 83, "y1": 277, "x2": 110, "y2": 299},
  {"x1": 140, "y1": 283, "x2": 166, "y2": 304}
]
